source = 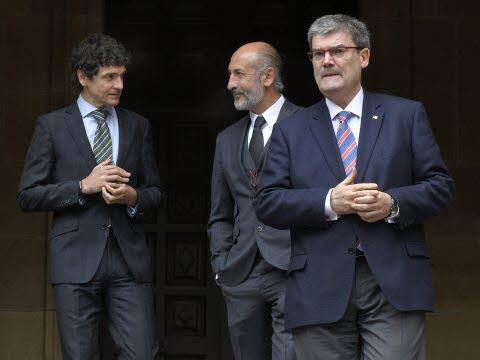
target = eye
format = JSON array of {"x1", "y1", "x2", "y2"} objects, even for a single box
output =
[
  {"x1": 332, "y1": 47, "x2": 347, "y2": 57},
  {"x1": 232, "y1": 70, "x2": 245, "y2": 78},
  {"x1": 313, "y1": 51, "x2": 325, "y2": 59}
]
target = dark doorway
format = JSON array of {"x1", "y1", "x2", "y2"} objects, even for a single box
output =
[{"x1": 105, "y1": 1, "x2": 357, "y2": 358}]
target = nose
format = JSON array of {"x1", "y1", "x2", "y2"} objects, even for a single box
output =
[
  {"x1": 114, "y1": 76, "x2": 124, "y2": 90},
  {"x1": 323, "y1": 51, "x2": 335, "y2": 65},
  {"x1": 227, "y1": 75, "x2": 236, "y2": 91}
]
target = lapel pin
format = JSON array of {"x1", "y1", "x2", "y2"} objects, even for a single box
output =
[{"x1": 372, "y1": 115, "x2": 379, "y2": 120}]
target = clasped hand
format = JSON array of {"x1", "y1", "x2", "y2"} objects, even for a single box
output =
[
  {"x1": 330, "y1": 168, "x2": 391, "y2": 223},
  {"x1": 81, "y1": 158, "x2": 137, "y2": 205}
]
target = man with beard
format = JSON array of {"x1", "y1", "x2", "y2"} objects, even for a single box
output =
[
  {"x1": 207, "y1": 42, "x2": 301, "y2": 360},
  {"x1": 17, "y1": 34, "x2": 161, "y2": 359},
  {"x1": 254, "y1": 15, "x2": 454, "y2": 359}
]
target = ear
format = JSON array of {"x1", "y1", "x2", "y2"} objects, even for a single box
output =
[
  {"x1": 262, "y1": 67, "x2": 275, "y2": 87},
  {"x1": 360, "y1": 48, "x2": 370, "y2": 69},
  {"x1": 77, "y1": 70, "x2": 88, "y2": 87}
]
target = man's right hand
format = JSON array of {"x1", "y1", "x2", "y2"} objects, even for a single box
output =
[
  {"x1": 330, "y1": 168, "x2": 379, "y2": 215},
  {"x1": 80, "y1": 158, "x2": 130, "y2": 195}
]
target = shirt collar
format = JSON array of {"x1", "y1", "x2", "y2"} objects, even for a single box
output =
[
  {"x1": 249, "y1": 94, "x2": 285, "y2": 128},
  {"x1": 325, "y1": 87, "x2": 364, "y2": 120},
  {"x1": 77, "y1": 94, "x2": 113, "y2": 119}
]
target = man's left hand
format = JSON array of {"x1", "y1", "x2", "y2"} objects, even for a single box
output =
[
  {"x1": 351, "y1": 191, "x2": 391, "y2": 223},
  {"x1": 102, "y1": 183, "x2": 138, "y2": 206}
]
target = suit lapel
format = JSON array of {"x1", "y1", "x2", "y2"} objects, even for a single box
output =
[
  {"x1": 356, "y1": 92, "x2": 384, "y2": 182},
  {"x1": 65, "y1": 103, "x2": 97, "y2": 169},
  {"x1": 309, "y1": 99, "x2": 346, "y2": 182},
  {"x1": 116, "y1": 108, "x2": 134, "y2": 167}
]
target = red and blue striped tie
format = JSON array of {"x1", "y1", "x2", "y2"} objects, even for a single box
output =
[
  {"x1": 336, "y1": 111, "x2": 363, "y2": 252},
  {"x1": 335, "y1": 111, "x2": 357, "y2": 176}
]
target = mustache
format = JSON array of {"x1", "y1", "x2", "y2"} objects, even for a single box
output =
[
  {"x1": 231, "y1": 88, "x2": 246, "y2": 97},
  {"x1": 320, "y1": 70, "x2": 341, "y2": 77}
]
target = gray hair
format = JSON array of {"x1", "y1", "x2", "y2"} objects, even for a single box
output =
[
  {"x1": 253, "y1": 46, "x2": 285, "y2": 92},
  {"x1": 307, "y1": 14, "x2": 370, "y2": 50}
]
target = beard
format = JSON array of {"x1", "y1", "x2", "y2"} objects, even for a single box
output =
[{"x1": 231, "y1": 80, "x2": 265, "y2": 111}]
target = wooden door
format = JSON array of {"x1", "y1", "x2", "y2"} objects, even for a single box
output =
[{"x1": 105, "y1": 1, "x2": 357, "y2": 358}]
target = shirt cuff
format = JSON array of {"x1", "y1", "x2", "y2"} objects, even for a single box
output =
[{"x1": 324, "y1": 188, "x2": 339, "y2": 221}]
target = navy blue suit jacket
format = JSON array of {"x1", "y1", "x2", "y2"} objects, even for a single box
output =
[{"x1": 253, "y1": 92, "x2": 454, "y2": 329}]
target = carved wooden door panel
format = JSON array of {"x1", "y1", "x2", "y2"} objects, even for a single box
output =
[{"x1": 106, "y1": 1, "x2": 356, "y2": 358}]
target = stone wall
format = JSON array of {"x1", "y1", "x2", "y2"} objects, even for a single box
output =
[{"x1": 0, "y1": 1, "x2": 103, "y2": 358}]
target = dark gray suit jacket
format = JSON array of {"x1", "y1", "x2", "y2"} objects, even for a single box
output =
[
  {"x1": 17, "y1": 103, "x2": 162, "y2": 284},
  {"x1": 208, "y1": 99, "x2": 302, "y2": 286}
]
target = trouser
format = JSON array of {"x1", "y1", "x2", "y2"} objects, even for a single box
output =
[
  {"x1": 221, "y1": 257, "x2": 296, "y2": 360},
  {"x1": 292, "y1": 256, "x2": 425, "y2": 360},
  {"x1": 53, "y1": 233, "x2": 159, "y2": 360}
]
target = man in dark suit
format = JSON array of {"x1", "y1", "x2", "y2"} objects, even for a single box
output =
[
  {"x1": 17, "y1": 34, "x2": 161, "y2": 359},
  {"x1": 207, "y1": 42, "x2": 301, "y2": 360},
  {"x1": 254, "y1": 15, "x2": 454, "y2": 359}
]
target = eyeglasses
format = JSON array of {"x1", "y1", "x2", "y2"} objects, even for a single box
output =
[{"x1": 307, "y1": 46, "x2": 360, "y2": 62}]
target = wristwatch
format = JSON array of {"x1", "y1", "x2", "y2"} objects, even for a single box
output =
[{"x1": 386, "y1": 197, "x2": 399, "y2": 221}]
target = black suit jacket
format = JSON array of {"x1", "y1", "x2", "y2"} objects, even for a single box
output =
[
  {"x1": 207, "y1": 99, "x2": 302, "y2": 286},
  {"x1": 17, "y1": 102, "x2": 162, "y2": 284}
]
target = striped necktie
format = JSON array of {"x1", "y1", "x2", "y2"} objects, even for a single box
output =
[
  {"x1": 91, "y1": 109, "x2": 112, "y2": 163},
  {"x1": 335, "y1": 111, "x2": 357, "y2": 176},
  {"x1": 336, "y1": 111, "x2": 363, "y2": 252}
]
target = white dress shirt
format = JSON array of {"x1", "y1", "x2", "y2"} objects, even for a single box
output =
[
  {"x1": 248, "y1": 95, "x2": 285, "y2": 146},
  {"x1": 324, "y1": 88, "x2": 364, "y2": 220}
]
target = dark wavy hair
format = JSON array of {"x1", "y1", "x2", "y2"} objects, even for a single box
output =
[{"x1": 70, "y1": 33, "x2": 131, "y2": 91}]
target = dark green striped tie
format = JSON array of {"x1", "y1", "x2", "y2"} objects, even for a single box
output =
[{"x1": 91, "y1": 109, "x2": 112, "y2": 163}]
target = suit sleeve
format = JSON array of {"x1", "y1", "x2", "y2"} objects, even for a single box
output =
[
  {"x1": 207, "y1": 135, "x2": 235, "y2": 275},
  {"x1": 386, "y1": 102, "x2": 455, "y2": 228},
  {"x1": 133, "y1": 118, "x2": 163, "y2": 215},
  {"x1": 17, "y1": 117, "x2": 82, "y2": 212},
  {"x1": 254, "y1": 123, "x2": 330, "y2": 230}
]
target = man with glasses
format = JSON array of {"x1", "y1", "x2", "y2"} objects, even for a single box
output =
[
  {"x1": 254, "y1": 14, "x2": 454, "y2": 359},
  {"x1": 208, "y1": 42, "x2": 301, "y2": 359}
]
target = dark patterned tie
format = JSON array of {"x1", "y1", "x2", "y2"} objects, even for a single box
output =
[
  {"x1": 91, "y1": 109, "x2": 112, "y2": 163},
  {"x1": 249, "y1": 116, "x2": 266, "y2": 167}
]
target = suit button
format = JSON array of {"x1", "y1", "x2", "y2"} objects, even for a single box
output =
[
  {"x1": 256, "y1": 225, "x2": 263, "y2": 232},
  {"x1": 347, "y1": 248, "x2": 355, "y2": 255}
]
